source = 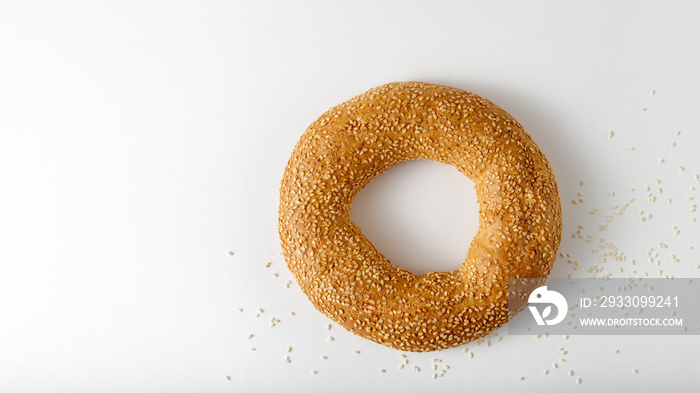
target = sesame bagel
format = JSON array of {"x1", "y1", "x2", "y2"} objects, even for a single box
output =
[{"x1": 279, "y1": 82, "x2": 562, "y2": 352}]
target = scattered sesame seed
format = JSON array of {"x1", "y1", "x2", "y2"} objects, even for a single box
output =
[
  {"x1": 469, "y1": 352, "x2": 474, "y2": 359},
  {"x1": 640, "y1": 108, "x2": 646, "y2": 112},
  {"x1": 553, "y1": 363, "x2": 558, "y2": 369},
  {"x1": 650, "y1": 89, "x2": 655, "y2": 95},
  {"x1": 265, "y1": 262, "x2": 271, "y2": 268},
  {"x1": 311, "y1": 370, "x2": 317, "y2": 375},
  {"x1": 379, "y1": 369, "x2": 385, "y2": 373},
  {"x1": 632, "y1": 369, "x2": 638, "y2": 374},
  {"x1": 271, "y1": 273, "x2": 278, "y2": 277},
  {"x1": 237, "y1": 308, "x2": 243, "y2": 312},
  {"x1": 544, "y1": 369, "x2": 549, "y2": 375},
  {"x1": 287, "y1": 346, "x2": 292, "y2": 352},
  {"x1": 247, "y1": 334, "x2": 253, "y2": 339},
  {"x1": 227, "y1": 251, "x2": 234, "y2": 256},
  {"x1": 353, "y1": 350, "x2": 360, "y2": 354},
  {"x1": 250, "y1": 347, "x2": 256, "y2": 351},
  {"x1": 432, "y1": 373, "x2": 437, "y2": 379},
  {"x1": 328, "y1": 336, "x2": 334, "y2": 342},
  {"x1": 568, "y1": 370, "x2": 574, "y2": 376},
  {"x1": 225, "y1": 375, "x2": 231, "y2": 380},
  {"x1": 326, "y1": 324, "x2": 331, "y2": 330},
  {"x1": 321, "y1": 355, "x2": 327, "y2": 360},
  {"x1": 674, "y1": 130, "x2": 680, "y2": 136},
  {"x1": 612, "y1": 349, "x2": 619, "y2": 354},
  {"x1": 608, "y1": 131, "x2": 614, "y2": 138},
  {"x1": 576, "y1": 378, "x2": 582, "y2": 384},
  {"x1": 289, "y1": 311, "x2": 295, "y2": 316},
  {"x1": 517, "y1": 376, "x2": 524, "y2": 381},
  {"x1": 413, "y1": 366, "x2": 420, "y2": 372},
  {"x1": 671, "y1": 142, "x2": 676, "y2": 148}
]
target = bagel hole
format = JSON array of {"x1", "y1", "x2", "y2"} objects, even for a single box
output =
[{"x1": 350, "y1": 159, "x2": 479, "y2": 275}]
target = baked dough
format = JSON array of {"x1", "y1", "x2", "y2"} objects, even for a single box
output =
[{"x1": 279, "y1": 82, "x2": 562, "y2": 351}]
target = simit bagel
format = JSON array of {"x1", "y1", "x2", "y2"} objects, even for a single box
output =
[{"x1": 279, "y1": 82, "x2": 562, "y2": 352}]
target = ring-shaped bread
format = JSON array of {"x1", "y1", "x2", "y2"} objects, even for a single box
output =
[{"x1": 279, "y1": 82, "x2": 562, "y2": 352}]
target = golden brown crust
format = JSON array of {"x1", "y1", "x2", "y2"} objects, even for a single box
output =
[{"x1": 279, "y1": 82, "x2": 562, "y2": 352}]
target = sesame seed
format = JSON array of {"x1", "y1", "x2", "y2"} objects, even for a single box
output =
[
  {"x1": 250, "y1": 347, "x2": 256, "y2": 351},
  {"x1": 311, "y1": 370, "x2": 317, "y2": 375},
  {"x1": 568, "y1": 370, "x2": 574, "y2": 376},
  {"x1": 517, "y1": 376, "x2": 524, "y2": 381},
  {"x1": 640, "y1": 108, "x2": 646, "y2": 112},
  {"x1": 632, "y1": 369, "x2": 638, "y2": 374},
  {"x1": 247, "y1": 334, "x2": 253, "y2": 339},
  {"x1": 321, "y1": 355, "x2": 327, "y2": 360},
  {"x1": 326, "y1": 324, "x2": 332, "y2": 330},
  {"x1": 608, "y1": 131, "x2": 613, "y2": 138},
  {"x1": 576, "y1": 378, "x2": 582, "y2": 384},
  {"x1": 225, "y1": 375, "x2": 231, "y2": 380},
  {"x1": 353, "y1": 350, "x2": 360, "y2": 354},
  {"x1": 237, "y1": 308, "x2": 243, "y2": 312},
  {"x1": 650, "y1": 89, "x2": 655, "y2": 95},
  {"x1": 413, "y1": 366, "x2": 420, "y2": 372},
  {"x1": 469, "y1": 352, "x2": 474, "y2": 359},
  {"x1": 287, "y1": 346, "x2": 292, "y2": 352},
  {"x1": 612, "y1": 349, "x2": 619, "y2": 354},
  {"x1": 544, "y1": 369, "x2": 549, "y2": 375},
  {"x1": 227, "y1": 251, "x2": 234, "y2": 256},
  {"x1": 379, "y1": 369, "x2": 385, "y2": 373},
  {"x1": 328, "y1": 336, "x2": 334, "y2": 342},
  {"x1": 265, "y1": 262, "x2": 271, "y2": 268}
]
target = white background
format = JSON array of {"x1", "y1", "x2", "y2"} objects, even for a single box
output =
[{"x1": 1, "y1": 1, "x2": 699, "y2": 392}]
